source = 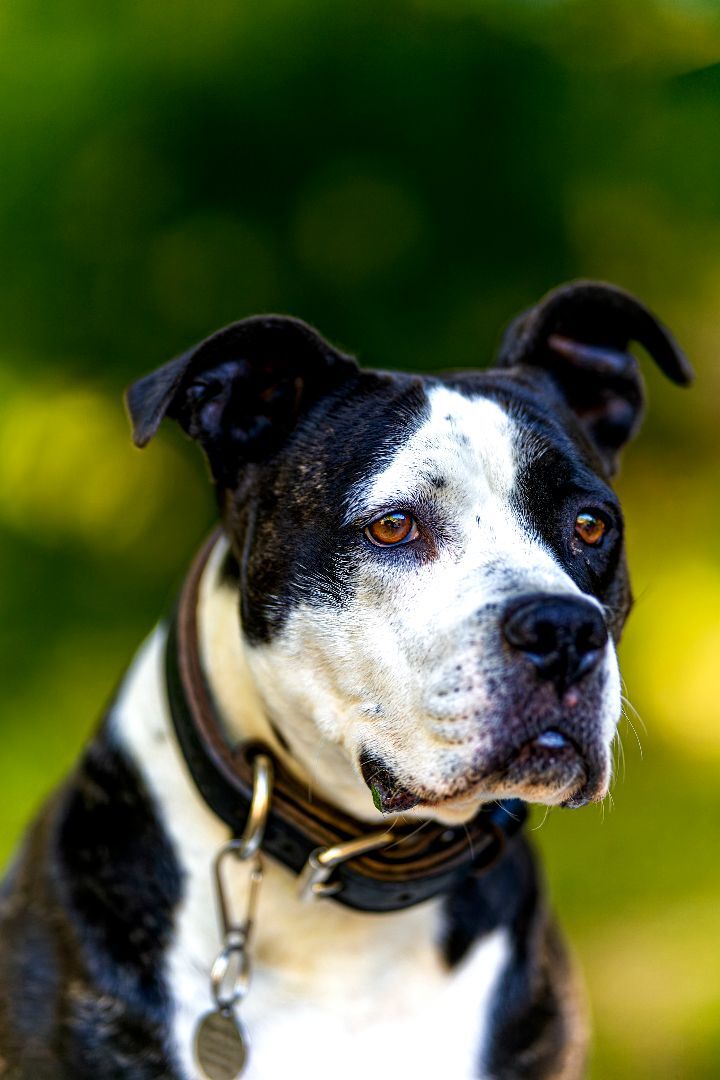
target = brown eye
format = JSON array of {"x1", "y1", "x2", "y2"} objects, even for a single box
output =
[
  {"x1": 365, "y1": 512, "x2": 418, "y2": 547},
  {"x1": 575, "y1": 512, "x2": 606, "y2": 546}
]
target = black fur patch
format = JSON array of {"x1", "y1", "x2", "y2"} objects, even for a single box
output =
[{"x1": 0, "y1": 725, "x2": 183, "y2": 1079}]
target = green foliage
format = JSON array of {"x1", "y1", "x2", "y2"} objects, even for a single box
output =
[{"x1": 1, "y1": 2, "x2": 719, "y2": 1075}]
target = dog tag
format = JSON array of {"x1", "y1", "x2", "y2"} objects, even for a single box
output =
[{"x1": 195, "y1": 1008, "x2": 249, "y2": 1080}]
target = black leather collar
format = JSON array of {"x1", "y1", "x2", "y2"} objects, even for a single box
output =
[{"x1": 165, "y1": 531, "x2": 527, "y2": 913}]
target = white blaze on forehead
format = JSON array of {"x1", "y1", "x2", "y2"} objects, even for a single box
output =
[
  {"x1": 345, "y1": 380, "x2": 589, "y2": 616},
  {"x1": 349, "y1": 384, "x2": 518, "y2": 521}
]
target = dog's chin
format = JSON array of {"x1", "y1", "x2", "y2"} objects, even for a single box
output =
[
  {"x1": 413, "y1": 770, "x2": 606, "y2": 826},
  {"x1": 361, "y1": 736, "x2": 609, "y2": 824}
]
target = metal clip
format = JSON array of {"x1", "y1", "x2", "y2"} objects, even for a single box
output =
[
  {"x1": 214, "y1": 845, "x2": 263, "y2": 952},
  {"x1": 209, "y1": 753, "x2": 273, "y2": 1008},
  {"x1": 297, "y1": 829, "x2": 394, "y2": 901}
]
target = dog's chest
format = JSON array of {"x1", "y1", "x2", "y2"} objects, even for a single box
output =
[
  {"x1": 116, "y1": 630, "x2": 509, "y2": 1080},
  {"x1": 248, "y1": 912, "x2": 506, "y2": 1080},
  {"x1": 171, "y1": 859, "x2": 508, "y2": 1080}
]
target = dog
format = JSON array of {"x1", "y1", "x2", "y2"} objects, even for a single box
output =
[{"x1": 0, "y1": 281, "x2": 691, "y2": 1079}]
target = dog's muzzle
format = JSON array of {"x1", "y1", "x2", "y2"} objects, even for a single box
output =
[{"x1": 495, "y1": 592, "x2": 611, "y2": 804}]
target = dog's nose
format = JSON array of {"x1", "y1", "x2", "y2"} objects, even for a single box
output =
[{"x1": 502, "y1": 594, "x2": 608, "y2": 692}]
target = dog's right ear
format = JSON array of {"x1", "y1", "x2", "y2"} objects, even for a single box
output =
[{"x1": 125, "y1": 316, "x2": 358, "y2": 486}]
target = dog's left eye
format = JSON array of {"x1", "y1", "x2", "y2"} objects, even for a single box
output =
[
  {"x1": 575, "y1": 511, "x2": 606, "y2": 546},
  {"x1": 365, "y1": 512, "x2": 418, "y2": 547}
]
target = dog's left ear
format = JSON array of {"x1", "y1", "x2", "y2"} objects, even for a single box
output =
[
  {"x1": 495, "y1": 281, "x2": 693, "y2": 474},
  {"x1": 125, "y1": 315, "x2": 358, "y2": 486}
]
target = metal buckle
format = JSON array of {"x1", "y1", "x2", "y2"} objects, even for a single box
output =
[{"x1": 297, "y1": 828, "x2": 394, "y2": 901}]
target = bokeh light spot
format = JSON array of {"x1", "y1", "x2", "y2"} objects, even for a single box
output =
[
  {"x1": 0, "y1": 370, "x2": 206, "y2": 555},
  {"x1": 292, "y1": 165, "x2": 425, "y2": 286},
  {"x1": 147, "y1": 214, "x2": 280, "y2": 335}
]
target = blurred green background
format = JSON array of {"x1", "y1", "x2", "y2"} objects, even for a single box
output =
[{"x1": 1, "y1": 1, "x2": 719, "y2": 1075}]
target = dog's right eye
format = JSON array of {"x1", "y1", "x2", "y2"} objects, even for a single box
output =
[{"x1": 365, "y1": 512, "x2": 418, "y2": 547}]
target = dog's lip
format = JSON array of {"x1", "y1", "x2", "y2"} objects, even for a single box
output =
[
  {"x1": 358, "y1": 748, "x2": 421, "y2": 814},
  {"x1": 510, "y1": 727, "x2": 584, "y2": 766},
  {"x1": 500, "y1": 728, "x2": 588, "y2": 796},
  {"x1": 370, "y1": 783, "x2": 421, "y2": 815},
  {"x1": 535, "y1": 729, "x2": 572, "y2": 750}
]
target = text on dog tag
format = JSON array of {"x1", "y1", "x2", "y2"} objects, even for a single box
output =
[{"x1": 195, "y1": 1008, "x2": 248, "y2": 1080}]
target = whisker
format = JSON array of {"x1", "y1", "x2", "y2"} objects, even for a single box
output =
[
  {"x1": 614, "y1": 728, "x2": 627, "y2": 782},
  {"x1": 621, "y1": 692, "x2": 647, "y2": 735},
  {"x1": 383, "y1": 817, "x2": 432, "y2": 852},
  {"x1": 625, "y1": 717, "x2": 644, "y2": 758},
  {"x1": 620, "y1": 707, "x2": 645, "y2": 759},
  {"x1": 362, "y1": 768, "x2": 383, "y2": 787},
  {"x1": 462, "y1": 822, "x2": 475, "y2": 861},
  {"x1": 491, "y1": 799, "x2": 523, "y2": 824}
]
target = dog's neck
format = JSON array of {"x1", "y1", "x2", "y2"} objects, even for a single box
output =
[{"x1": 196, "y1": 534, "x2": 382, "y2": 824}]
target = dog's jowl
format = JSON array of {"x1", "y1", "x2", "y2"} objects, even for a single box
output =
[{"x1": 0, "y1": 282, "x2": 692, "y2": 1079}]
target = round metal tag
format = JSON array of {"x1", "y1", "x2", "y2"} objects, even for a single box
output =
[{"x1": 195, "y1": 1009, "x2": 249, "y2": 1080}]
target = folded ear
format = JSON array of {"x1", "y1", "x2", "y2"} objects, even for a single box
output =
[
  {"x1": 125, "y1": 315, "x2": 358, "y2": 486},
  {"x1": 495, "y1": 281, "x2": 693, "y2": 475}
]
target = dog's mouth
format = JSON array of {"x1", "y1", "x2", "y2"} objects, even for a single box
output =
[
  {"x1": 479, "y1": 729, "x2": 592, "y2": 808},
  {"x1": 359, "y1": 730, "x2": 605, "y2": 818}
]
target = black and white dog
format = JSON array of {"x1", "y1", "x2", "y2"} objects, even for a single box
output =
[{"x1": 0, "y1": 282, "x2": 691, "y2": 1079}]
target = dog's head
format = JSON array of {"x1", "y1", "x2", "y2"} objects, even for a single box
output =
[{"x1": 127, "y1": 282, "x2": 691, "y2": 821}]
